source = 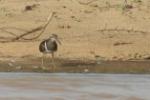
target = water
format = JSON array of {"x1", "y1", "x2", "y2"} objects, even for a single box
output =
[{"x1": 0, "y1": 73, "x2": 149, "y2": 100}]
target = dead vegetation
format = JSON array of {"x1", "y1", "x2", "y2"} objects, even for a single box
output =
[
  {"x1": 0, "y1": 0, "x2": 147, "y2": 43},
  {"x1": 113, "y1": 41, "x2": 133, "y2": 46},
  {"x1": 0, "y1": 12, "x2": 55, "y2": 42}
]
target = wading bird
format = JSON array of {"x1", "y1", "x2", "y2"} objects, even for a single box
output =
[{"x1": 39, "y1": 34, "x2": 61, "y2": 68}]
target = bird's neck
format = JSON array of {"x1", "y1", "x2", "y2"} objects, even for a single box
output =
[{"x1": 49, "y1": 38, "x2": 56, "y2": 42}]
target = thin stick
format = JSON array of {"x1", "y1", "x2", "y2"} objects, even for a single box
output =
[
  {"x1": 0, "y1": 12, "x2": 55, "y2": 43},
  {"x1": 77, "y1": 0, "x2": 98, "y2": 5},
  {"x1": 0, "y1": 29, "x2": 17, "y2": 37},
  {"x1": 0, "y1": 27, "x2": 27, "y2": 32},
  {"x1": 12, "y1": 26, "x2": 43, "y2": 41},
  {"x1": 12, "y1": 12, "x2": 55, "y2": 41},
  {"x1": 24, "y1": 12, "x2": 55, "y2": 40}
]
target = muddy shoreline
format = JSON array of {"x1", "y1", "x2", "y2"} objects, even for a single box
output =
[{"x1": 0, "y1": 57, "x2": 150, "y2": 73}]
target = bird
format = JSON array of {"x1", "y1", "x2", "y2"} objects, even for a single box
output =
[{"x1": 39, "y1": 34, "x2": 61, "y2": 69}]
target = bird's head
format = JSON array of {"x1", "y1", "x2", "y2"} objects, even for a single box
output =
[{"x1": 49, "y1": 34, "x2": 61, "y2": 45}]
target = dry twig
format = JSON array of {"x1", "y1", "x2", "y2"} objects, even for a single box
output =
[
  {"x1": 0, "y1": 12, "x2": 55, "y2": 42},
  {"x1": 77, "y1": 0, "x2": 98, "y2": 5},
  {"x1": 12, "y1": 12, "x2": 55, "y2": 41}
]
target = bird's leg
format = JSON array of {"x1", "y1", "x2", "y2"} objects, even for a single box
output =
[
  {"x1": 51, "y1": 52, "x2": 56, "y2": 72},
  {"x1": 41, "y1": 53, "x2": 46, "y2": 69},
  {"x1": 41, "y1": 53, "x2": 44, "y2": 67}
]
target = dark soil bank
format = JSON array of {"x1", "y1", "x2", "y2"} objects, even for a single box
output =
[{"x1": 0, "y1": 57, "x2": 150, "y2": 73}]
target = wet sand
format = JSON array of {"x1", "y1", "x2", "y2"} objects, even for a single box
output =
[
  {"x1": 0, "y1": 57, "x2": 150, "y2": 73},
  {"x1": 0, "y1": 73, "x2": 149, "y2": 100}
]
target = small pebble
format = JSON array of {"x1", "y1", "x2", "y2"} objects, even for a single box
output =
[{"x1": 84, "y1": 69, "x2": 89, "y2": 73}]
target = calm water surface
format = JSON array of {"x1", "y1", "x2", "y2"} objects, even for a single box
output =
[{"x1": 0, "y1": 73, "x2": 149, "y2": 100}]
